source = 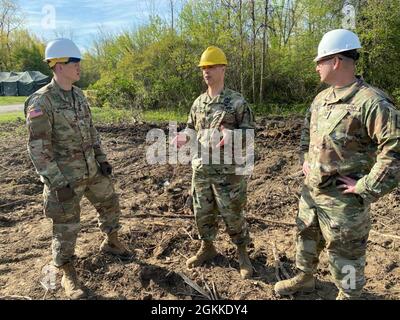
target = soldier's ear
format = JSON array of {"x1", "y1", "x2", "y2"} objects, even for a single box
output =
[
  {"x1": 53, "y1": 63, "x2": 60, "y2": 74},
  {"x1": 333, "y1": 57, "x2": 342, "y2": 70}
]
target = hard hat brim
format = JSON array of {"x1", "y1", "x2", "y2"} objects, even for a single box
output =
[{"x1": 198, "y1": 62, "x2": 227, "y2": 67}]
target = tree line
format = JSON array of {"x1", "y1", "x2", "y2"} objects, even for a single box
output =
[
  {"x1": 0, "y1": 0, "x2": 50, "y2": 76},
  {"x1": 2, "y1": 0, "x2": 400, "y2": 113},
  {"x1": 85, "y1": 0, "x2": 400, "y2": 112}
]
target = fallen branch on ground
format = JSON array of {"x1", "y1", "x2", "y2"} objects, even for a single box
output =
[
  {"x1": 0, "y1": 295, "x2": 32, "y2": 300},
  {"x1": 201, "y1": 274, "x2": 218, "y2": 300},
  {"x1": 178, "y1": 272, "x2": 211, "y2": 300},
  {"x1": 288, "y1": 170, "x2": 304, "y2": 179},
  {"x1": 132, "y1": 213, "x2": 193, "y2": 219},
  {"x1": 370, "y1": 230, "x2": 400, "y2": 241},
  {"x1": 247, "y1": 216, "x2": 296, "y2": 227},
  {"x1": 270, "y1": 241, "x2": 294, "y2": 300},
  {"x1": 0, "y1": 196, "x2": 37, "y2": 209}
]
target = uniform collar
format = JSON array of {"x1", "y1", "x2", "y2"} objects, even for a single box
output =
[
  {"x1": 203, "y1": 88, "x2": 229, "y2": 104},
  {"x1": 325, "y1": 76, "x2": 364, "y2": 105},
  {"x1": 50, "y1": 78, "x2": 75, "y2": 103}
]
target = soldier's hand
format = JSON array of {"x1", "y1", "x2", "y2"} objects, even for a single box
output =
[
  {"x1": 99, "y1": 161, "x2": 113, "y2": 176},
  {"x1": 216, "y1": 125, "x2": 232, "y2": 148},
  {"x1": 172, "y1": 133, "x2": 187, "y2": 149},
  {"x1": 302, "y1": 161, "x2": 310, "y2": 176},
  {"x1": 56, "y1": 184, "x2": 75, "y2": 202},
  {"x1": 337, "y1": 176, "x2": 357, "y2": 194}
]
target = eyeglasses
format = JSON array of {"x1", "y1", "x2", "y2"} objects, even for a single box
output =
[
  {"x1": 316, "y1": 55, "x2": 343, "y2": 65},
  {"x1": 63, "y1": 57, "x2": 81, "y2": 64}
]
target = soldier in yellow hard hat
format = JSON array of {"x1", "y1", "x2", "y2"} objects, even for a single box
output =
[
  {"x1": 173, "y1": 46, "x2": 255, "y2": 279},
  {"x1": 197, "y1": 46, "x2": 228, "y2": 67}
]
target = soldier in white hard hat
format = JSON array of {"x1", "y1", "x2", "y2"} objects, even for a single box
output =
[
  {"x1": 274, "y1": 29, "x2": 400, "y2": 300},
  {"x1": 24, "y1": 38, "x2": 131, "y2": 299}
]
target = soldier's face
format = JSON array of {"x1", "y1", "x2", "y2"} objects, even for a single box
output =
[
  {"x1": 201, "y1": 65, "x2": 225, "y2": 87},
  {"x1": 316, "y1": 55, "x2": 342, "y2": 84},
  {"x1": 59, "y1": 61, "x2": 81, "y2": 83}
]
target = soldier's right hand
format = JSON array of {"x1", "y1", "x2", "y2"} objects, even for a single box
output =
[
  {"x1": 55, "y1": 184, "x2": 76, "y2": 202},
  {"x1": 172, "y1": 133, "x2": 187, "y2": 149},
  {"x1": 303, "y1": 161, "x2": 310, "y2": 176}
]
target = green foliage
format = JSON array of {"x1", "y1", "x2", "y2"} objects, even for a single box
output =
[
  {"x1": 10, "y1": 30, "x2": 50, "y2": 76},
  {"x1": 91, "y1": 0, "x2": 388, "y2": 111},
  {"x1": 91, "y1": 72, "x2": 147, "y2": 110},
  {"x1": 356, "y1": 0, "x2": 400, "y2": 96},
  {"x1": 3, "y1": 0, "x2": 400, "y2": 116},
  {"x1": 393, "y1": 88, "x2": 400, "y2": 107},
  {"x1": 90, "y1": 107, "x2": 141, "y2": 124},
  {"x1": 1, "y1": 29, "x2": 50, "y2": 75}
]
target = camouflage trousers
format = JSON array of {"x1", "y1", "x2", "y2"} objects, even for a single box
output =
[
  {"x1": 191, "y1": 168, "x2": 250, "y2": 245},
  {"x1": 296, "y1": 183, "x2": 371, "y2": 297},
  {"x1": 43, "y1": 170, "x2": 121, "y2": 267}
]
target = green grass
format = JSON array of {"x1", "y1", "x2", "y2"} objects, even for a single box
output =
[
  {"x1": 0, "y1": 112, "x2": 25, "y2": 123},
  {"x1": 0, "y1": 104, "x2": 306, "y2": 126},
  {"x1": 91, "y1": 107, "x2": 138, "y2": 123},
  {"x1": 91, "y1": 107, "x2": 187, "y2": 123},
  {"x1": 143, "y1": 109, "x2": 187, "y2": 123},
  {"x1": 0, "y1": 107, "x2": 187, "y2": 125},
  {"x1": 0, "y1": 96, "x2": 27, "y2": 106}
]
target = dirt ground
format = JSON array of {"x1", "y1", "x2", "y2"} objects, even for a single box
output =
[{"x1": 0, "y1": 117, "x2": 399, "y2": 300}]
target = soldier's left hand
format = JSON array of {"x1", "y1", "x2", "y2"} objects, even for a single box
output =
[
  {"x1": 337, "y1": 176, "x2": 357, "y2": 194},
  {"x1": 99, "y1": 161, "x2": 113, "y2": 176}
]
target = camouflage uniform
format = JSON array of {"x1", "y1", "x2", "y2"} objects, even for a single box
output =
[
  {"x1": 298, "y1": 77, "x2": 400, "y2": 296},
  {"x1": 24, "y1": 79, "x2": 121, "y2": 267},
  {"x1": 186, "y1": 88, "x2": 255, "y2": 245}
]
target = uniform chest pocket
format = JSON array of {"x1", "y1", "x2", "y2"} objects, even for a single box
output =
[
  {"x1": 222, "y1": 107, "x2": 237, "y2": 128},
  {"x1": 325, "y1": 109, "x2": 349, "y2": 135},
  {"x1": 195, "y1": 112, "x2": 206, "y2": 131},
  {"x1": 54, "y1": 107, "x2": 78, "y2": 135},
  {"x1": 325, "y1": 105, "x2": 362, "y2": 141},
  {"x1": 209, "y1": 109, "x2": 225, "y2": 128},
  {"x1": 209, "y1": 104, "x2": 237, "y2": 129}
]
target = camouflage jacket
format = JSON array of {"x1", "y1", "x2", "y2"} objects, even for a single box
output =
[
  {"x1": 24, "y1": 78, "x2": 107, "y2": 189},
  {"x1": 186, "y1": 88, "x2": 255, "y2": 173},
  {"x1": 301, "y1": 77, "x2": 400, "y2": 202}
]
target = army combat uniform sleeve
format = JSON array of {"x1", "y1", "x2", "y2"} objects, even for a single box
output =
[
  {"x1": 232, "y1": 98, "x2": 255, "y2": 155},
  {"x1": 235, "y1": 99, "x2": 255, "y2": 131},
  {"x1": 186, "y1": 99, "x2": 197, "y2": 131},
  {"x1": 355, "y1": 100, "x2": 400, "y2": 202},
  {"x1": 25, "y1": 96, "x2": 67, "y2": 189},
  {"x1": 87, "y1": 106, "x2": 107, "y2": 163},
  {"x1": 300, "y1": 105, "x2": 312, "y2": 164}
]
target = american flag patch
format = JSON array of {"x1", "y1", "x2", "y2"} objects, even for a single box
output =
[{"x1": 28, "y1": 108, "x2": 44, "y2": 119}]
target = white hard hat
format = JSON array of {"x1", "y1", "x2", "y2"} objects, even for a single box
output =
[
  {"x1": 314, "y1": 29, "x2": 361, "y2": 62},
  {"x1": 44, "y1": 38, "x2": 81, "y2": 61}
]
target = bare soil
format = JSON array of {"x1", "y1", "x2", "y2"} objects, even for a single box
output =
[{"x1": 0, "y1": 117, "x2": 399, "y2": 300}]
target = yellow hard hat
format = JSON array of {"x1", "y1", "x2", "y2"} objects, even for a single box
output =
[{"x1": 198, "y1": 46, "x2": 228, "y2": 67}]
